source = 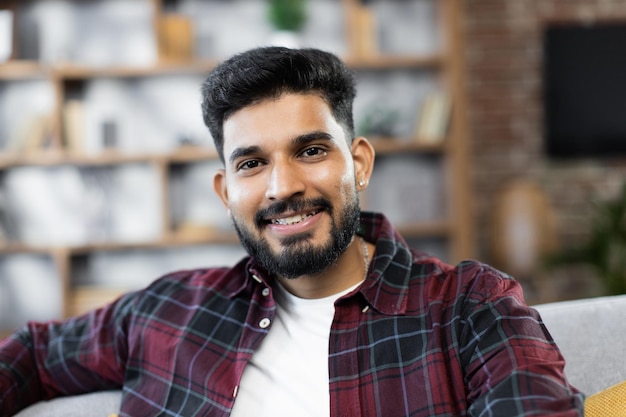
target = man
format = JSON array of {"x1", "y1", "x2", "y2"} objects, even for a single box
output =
[{"x1": 0, "y1": 47, "x2": 583, "y2": 416}]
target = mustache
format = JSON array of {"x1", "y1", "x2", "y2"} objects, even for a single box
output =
[{"x1": 254, "y1": 197, "x2": 332, "y2": 228}]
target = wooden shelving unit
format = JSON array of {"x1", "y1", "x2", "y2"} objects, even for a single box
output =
[{"x1": 0, "y1": 0, "x2": 472, "y2": 332}]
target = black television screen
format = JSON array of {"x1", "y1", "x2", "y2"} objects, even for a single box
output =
[{"x1": 543, "y1": 22, "x2": 626, "y2": 158}]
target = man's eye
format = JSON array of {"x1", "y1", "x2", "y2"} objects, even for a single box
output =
[
  {"x1": 239, "y1": 160, "x2": 260, "y2": 170},
  {"x1": 302, "y1": 147, "x2": 325, "y2": 157}
]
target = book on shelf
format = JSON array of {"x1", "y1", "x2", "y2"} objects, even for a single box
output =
[
  {"x1": 414, "y1": 91, "x2": 452, "y2": 145},
  {"x1": 62, "y1": 99, "x2": 85, "y2": 155},
  {"x1": 0, "y1": 213, "x2": 5, "y2": 243},
  {"x1": 347, "y1": 3, "x2": 378, "y2": 58},
  {"x1": 158, "y1": 14, "x2": 194, "y2": 63},
  {"x1": 5, "y1": 114, "x2": 53, "y2": 155},
  {"x1": 0, "y1": 188, "x2": 16, "y2": 243}
]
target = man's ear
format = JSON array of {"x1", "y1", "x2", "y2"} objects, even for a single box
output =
[
  {"x1": 213, "y1": 168, "x2": 230, "y2": 210},
  {"x1": 351, "y1": 136, "x2": 375, "y2": 190}
]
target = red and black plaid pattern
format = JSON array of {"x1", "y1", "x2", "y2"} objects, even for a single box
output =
[{"x1": 1, "y1": 212, "x2": 584, "y2": 416}]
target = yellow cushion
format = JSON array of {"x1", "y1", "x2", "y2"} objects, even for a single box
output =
[{"x1": 585, "y1": 380, "x2": 626, "y2": 416}]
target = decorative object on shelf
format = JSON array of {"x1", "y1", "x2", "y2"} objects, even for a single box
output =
[
  {"x1": 415, "y1": 91, "x2": 452, "y2": 145},
  {"x1": 158, "y1": 14, "x2": 194, "y2": 62},
  {"x1": 63, "y1": 100, "x2": 85, "y2": 155},
  {"x1": 35, "y1": 1, "x2": 76, "y2": 63},
  {"x1": 6, "y1": 113, "x2": 54, "y2": 155},
  {"x1": 546, "y1": 182, "x2": 626, "y2": 295},
  {"x1": 80, "y1": 167, "x2": 114, "y2": 243},
  {"x1": 0, "y1": 188, "x2": 17, "y2": 243},
  {"x1": 266, "y1": 0, "x2": 307, "y2": 48},
  {"x1": 176, "y1": 133, "x2": 199, "y2": 147},
  {"x1": 490, "y1": 180, "x2": 558, "y2": 301},
  {"x1": 367, "y1": 154, "x2": 444, "y2": 225},
  {"x1": 0, "y1": 9, "x2": 12, "y2": 62},
  {"x1": 346, "y1": 1, "x2": 377, "y2": 58},
  {"x1": 357, "y1": 104, "x2": 401, "y2": 138},
  {"x1": 102, "y1": 120, "x2": 118, "y2": 149}
]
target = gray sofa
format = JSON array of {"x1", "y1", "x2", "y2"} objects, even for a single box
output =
[{"x1": 13, "y1": 294, "x2": 626, "y2": 416}]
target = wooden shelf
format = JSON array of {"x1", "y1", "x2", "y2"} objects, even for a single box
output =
[
  {"x1": 344, "y1": 53, "x2": 445, "y2": 70},
  {"x1": 0, "y1": 141, "x2": 448, "y2": 170},
  {"x1": 396, "y1": 221, "x2": 452, "y2": 238},
  {"x1": 53, "y1": 60, "x2": 221, "y2": 79},
  {"x1": 369, "y1": 138, "x2": 447, "y2": 155},
  {"x1": 0, "y1": 60, "x2": 47, "y2": 79},
  {"x1": 168, "y1": 146, "x2": 220, "y2": 163},
  {"x1": 0, "y1": 222, "x2": 454, "y2": 257},
  {"x1": 0, "y1": 231, "x2": 240, "y2": 256},
  {"x1": 0, "y1": 0, "x2": 472, "y2": 325},
  {"x1": 0, "y1": 242, "x2": 55, "y2": 254},
  {"x1": 0, "y1": 147, "x2": 219, "y2": 169},
  {"x1": 67, "y1": 231, "x2": 240, "y2": 255},
  {"x1": 0, "y1": 220, "x2": 455, "y2": 256},
  {"x1": 0, "y1": 53, "x2": 441, "y2": 82}
]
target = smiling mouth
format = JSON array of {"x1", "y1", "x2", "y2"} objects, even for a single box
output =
[
  {"x1": 269, "y1": 209, "x2": 322, "y2": 225},
  {"x1": 256, "y1": 197, "x2": 331, "y2": 229}
]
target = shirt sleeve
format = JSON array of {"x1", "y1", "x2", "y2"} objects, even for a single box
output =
[
  {"x1": 458, "y1": 263, "x2": 585, "y2": 416},
  {"x1": 0, "y1": 290, "x2": 136, "y2": 415}
]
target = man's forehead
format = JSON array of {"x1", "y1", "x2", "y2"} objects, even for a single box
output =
[{"x1": 222, "y1": 94, "x2": 344, "y2": 148}]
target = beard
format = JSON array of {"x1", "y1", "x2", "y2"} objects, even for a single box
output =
[{"x1": 231, "y1": 193, "x2": 361, "y2": 279}]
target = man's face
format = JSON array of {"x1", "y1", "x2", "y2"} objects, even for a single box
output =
[{"x1": 213, "y1": 93, "x2": 370, "y2": 279}]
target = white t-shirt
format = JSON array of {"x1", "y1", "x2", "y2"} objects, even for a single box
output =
[{"x1": 230, "y1": 281, "x2": 361, "y2": 417}]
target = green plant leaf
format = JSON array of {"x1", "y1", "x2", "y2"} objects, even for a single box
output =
[{"x1": 267, "y1": 0, "x2": 307, "y2": 32}]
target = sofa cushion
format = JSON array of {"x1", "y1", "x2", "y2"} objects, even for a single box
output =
[
  {"x1": 13, "y1": 390, "x2": 122, "y2": 417},
  {"x1": 534, "y1": 294, "x2": 626, "y2": 395},
  {"x1": 584, "y1": 379, "x2": 626, "y2": 417}
]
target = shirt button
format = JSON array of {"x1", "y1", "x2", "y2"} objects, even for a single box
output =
[
  {"x1": 261, "y1": 288, "x2": 270, "y2": 296},
  {"x1": 259, "y1": 318, "x2": 271, "y2": 329}
]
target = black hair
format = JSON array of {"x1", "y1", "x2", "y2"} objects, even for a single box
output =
[{"x1": 200, "y1": 46, "x2": 357, "y2": 162}]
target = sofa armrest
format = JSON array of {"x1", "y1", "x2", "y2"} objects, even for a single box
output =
[{"x1": 534, "y1": 294, "x2": 626, "y2": 395}]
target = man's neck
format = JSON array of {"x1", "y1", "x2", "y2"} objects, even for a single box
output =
[{"x1": 276, "y1": 236, "x2": 372, "y2": 299}]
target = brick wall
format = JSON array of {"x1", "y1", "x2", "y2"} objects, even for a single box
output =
[{"x1": 463, "y1": 0, "x2": 626, "y2": 302}]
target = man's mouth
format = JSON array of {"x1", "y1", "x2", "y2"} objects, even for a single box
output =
[
  {"x1": 255, "y1": 197, "x2": 332, "y2": 230},
  {"x1": 269, "y1": 209, "x2": 322, "y2": 225}
]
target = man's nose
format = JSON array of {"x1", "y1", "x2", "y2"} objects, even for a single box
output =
[{"x1": 264, "y1": 160, "x2": 306, "y2": 201}]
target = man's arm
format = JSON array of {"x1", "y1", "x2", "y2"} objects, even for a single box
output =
[
  {"x1": 0, "y1": 291, "x2": 135, "y2": 415},
  {"x1": 459, "y1": 265, "x2": 585, "y2": 416}
]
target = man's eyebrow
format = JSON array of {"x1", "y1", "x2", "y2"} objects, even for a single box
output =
[
  {"x1": 292, "y1": 131, "x2": 333, "y2": 146},
  {"x1": 228, "y1": 145, "x2": 262, "y2": 165}
]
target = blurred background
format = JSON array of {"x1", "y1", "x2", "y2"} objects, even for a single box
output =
[{"x1": 0, "y1": 0, "x2": 625, "y2": 336}]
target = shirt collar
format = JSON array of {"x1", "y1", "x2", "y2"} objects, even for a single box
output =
[{"x1": 354, "y1": 211, "x2": 413, "y2": 316}]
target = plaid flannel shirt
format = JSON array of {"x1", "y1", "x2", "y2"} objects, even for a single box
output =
[{"x1": 0, "y1": 212, "x2": 584, "y2": 416}]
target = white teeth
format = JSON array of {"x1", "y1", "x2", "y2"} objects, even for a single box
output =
[{"x1": 271, "y1": 211, "x2": 317, "y2": 225}]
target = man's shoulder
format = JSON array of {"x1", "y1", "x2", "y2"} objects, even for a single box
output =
[
  {"x1": 411, "y1": 255, "x2": 514, "y2": 285},
  {"x1": 406, "y1": 256, "x2": 522, "y2": 307},
  {"x1": 449, "y1": 259, "x2": 520, "y2": 297}
]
